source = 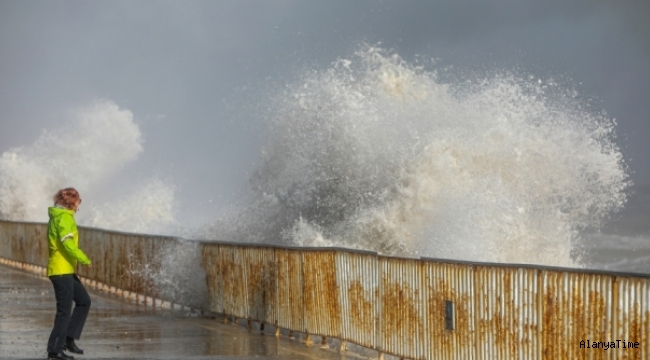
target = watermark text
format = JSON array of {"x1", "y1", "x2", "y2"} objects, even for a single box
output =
[{"x1": 580, "y1": 340, "x2": 640, "y2": 350}]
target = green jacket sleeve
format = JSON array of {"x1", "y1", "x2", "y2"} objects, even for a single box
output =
[
  {"x1": 62, "y1": 239, "x2": 92, "y2": 265},
  {"x1": 58, "y1": 212, "x2": 91, "y2": 265}
]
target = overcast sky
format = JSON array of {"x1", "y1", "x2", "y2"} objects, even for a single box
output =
[{"x1": 1, "y1": 0, "x2": 648, "y2": 225}]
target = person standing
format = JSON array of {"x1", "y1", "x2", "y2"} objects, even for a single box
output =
[{"x1": 46, "y1": 188, "x2": 92, "y2": 360}]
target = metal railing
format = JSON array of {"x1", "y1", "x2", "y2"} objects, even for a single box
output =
[{"x1": 1, "y1": 220, "x2": 648, "y2": 359}]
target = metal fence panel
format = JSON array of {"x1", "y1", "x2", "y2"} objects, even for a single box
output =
[
  {"x1": 7, "y1": 222, "x2": 24, "y2": 262},
  {"x1": 274, "y1": 248, "x2": 305, "y2": 332},
  {"x1": 1, "y1": 221, "x2": 13, "y2": 260},
  {"x1": 2, "y1": 220, "x2": 650, "y2": 360},
  {"x1": 380, "y1": 256, "x2": 426, "y2": 360},
  {"x1": 302, "y1": 249, "x2": 341, "y2": 338},
  {"x1": 241, "y1": 246, "x2": 276, "y2": 324},
  {"x1": 78, "y1": 230, "x2": 168, "y2": 299},
  {"x1": 23, "y1": 223, "x2": 48, "y2": 265},
  {"x1": 0, "y1": 222, "x2": 48, "y2": 265},
  {"x1": 569, "y1": 273, "x2": 613, "y2": 360},
  {"x1": 613, "y1": 276, "x2": 649, "y2": 360},
  {"x1": 423, "y1": 261, "x2": 476, "y2": 360},
  {"x1": 230, "y1": 246, "x2": 249, "y2": 318},
  {"x1": 100, "y1": 230, "x2": 117, "y2": 290},
  {"x1": 202, "y1": 243, "x2": 224, "y2": 314},
  {"x1": 337, "y1": 251, "x2": 378, "y2": 349},
  {"x1": 474, "y1": 266, "x2": 541, "y2": 360},
  {"x1": 112, "y1": 232, "x2": 131, "y2": 293},
  {"x1": 540, "y1": 270, "x2": 615, "y2": 360},
  {"x1": 221, "y1": 245, "x2": 246, "y2": 318}
]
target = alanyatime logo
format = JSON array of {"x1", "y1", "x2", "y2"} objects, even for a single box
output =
[{"x1": 580, "y1": 340, "x2": 640, "y2": 350}]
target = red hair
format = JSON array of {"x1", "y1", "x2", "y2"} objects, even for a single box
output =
[{"x1": 53, "y1": 188, "x2": 81, "y2": 210}]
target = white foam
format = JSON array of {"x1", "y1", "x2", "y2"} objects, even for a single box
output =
[
  {"x1": 0, "y1": 100, "x2": 176, "y2": 234},
  {"x1": 84, "y1": 179, "x2": 177, "y2": 234},
  {"x1": 204, "y1": 46, "x2": 629, "y2": 268}
]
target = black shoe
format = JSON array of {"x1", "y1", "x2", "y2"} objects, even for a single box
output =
[
  {"x1": 64, "y1": 338, "x2": 84, "y2": 355},
  {"x1": 47, "y1": 352, "x2": 74, "y2": 360}
]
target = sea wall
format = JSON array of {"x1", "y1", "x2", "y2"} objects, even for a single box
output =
[{"x1": 1, "y1": 220, "x2": 648, "y2": 359}]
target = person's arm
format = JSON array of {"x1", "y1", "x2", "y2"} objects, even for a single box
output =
[
  {"x1": 58, "y1": 214, "x2": 92, "y2": 265},
  {"x1": 61, "y1": 238, "x2": 92, "y2": 265}
]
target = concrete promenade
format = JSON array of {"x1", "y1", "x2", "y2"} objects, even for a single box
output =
[{"x1": 0, "y1": 265, "x2": 366, "y2": 360}]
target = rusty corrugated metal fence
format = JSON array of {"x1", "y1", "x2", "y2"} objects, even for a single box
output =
[
  {"x1": 1, "y1": 220, "x2": 648, "y2": 359},
  {"x1": 0, "y1": 221, "x2": 195, "y2": 308}
]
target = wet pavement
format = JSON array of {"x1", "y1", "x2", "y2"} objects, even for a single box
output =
[{"x1": 0, "y1": 264, "x2": 367, "y2": 360}]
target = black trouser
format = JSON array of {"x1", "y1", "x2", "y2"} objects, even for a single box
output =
[{"x1": 47, "y1": 274, "x2": 91, "y2": 353}]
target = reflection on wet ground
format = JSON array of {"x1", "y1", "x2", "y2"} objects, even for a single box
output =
[{"x1": 0, "y1": 265, "x2": 363, "y2": 360}]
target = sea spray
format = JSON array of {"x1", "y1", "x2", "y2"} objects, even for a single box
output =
[
  {"x1": 126, "y1": 239, "x2": 207, "y2": 309},
  {"x1": 204, "y1": 46, "x2": 629, "y2": 267},
  {"x1": 86, "y1": 179, "x2": 177, "y2": 234},
  {"x1": 0, "y1": 100, "x2": 177, "y2": 234},
  {"x1": 0, "y1": 101, "x2": 142, "y2": 221}
]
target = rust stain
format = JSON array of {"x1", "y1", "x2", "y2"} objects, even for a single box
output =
[
  {"x1": 381, "y1": 275, "x2": 422, "y2": 354},
  {"x1": 303, "y1": 251, "x2": 341, "y2": 337},
  {"x1": 10, "y1": 224, "x2": 24, "y2": 263},
  {"x1": 424, "y1": 281, "x2": 444, "y2": 352},
  {"x1": 216, "y1": 246, "x2": 232, "y2": 314},
  {"x1": 117, "y1": 235, "x2": 129, "y2": 293},
  {"x1": 637, "y1": 305, "x2": 650, "y2": 359},
  {"x1": 287, "y1": 250, "x2": 304, "y2": 330},
  {"x1": 201, "y1": 245, "x2": 217, "y2": 312},
  {"x1": 230, "y1": 247, "x2": 247, "y2": 318},
  {"x1": 542, "y1": 271, "x2": 562, "y2": 360},
  {"x1": 243, "y1": 248, "x2": 275, "y2": 323},
  {"x1": 275, "y1": 249, "x2": 304, "y2": 331},
  {"x1": 265, "y1": 249, "x2": 277, "y2": 323},
  {"x1": 103, "y1": 234, "x2": 111, "y2": 285},
  {"x1": 275, "y1": 250, "x2": 289, "y2": 325},
  {"x1": 541, "y1": 273, "x2": 612, "y2": 360},
  {"x1": 208, "y1": 245, "x2": 226, "y2": 314},
  {"x1": 425, "y1": 263, "x2": 474, "y2": 360},
  {"x1": 588, "y1": 290, "x2": 607, "y2": 360},
  {"x1": 473, "y1": 267, "x2": 533, "y2": 360},
  {"x1": 569, "y1": 278, "x2": 586, "y2": 360},
  {"x1": 348, "y1": 278, "x2": 373, "y2": 331},
  {"x1": 626, "y1": 303, "x2": 642, "y2": 360},
  {"x1": 3, "y1": 221, "x2": 650, "y2": 360},
  {"x1": 491, "y1": 269, "x2": 519, "y2": 359},
  {"x1": 130, "y1": 238, "x2": 145, "y2": 294},
  {"x1": 618, "y1": 277, "x2": 646, "y2": 360},
  {"x1": 246, "y1": 250, "x2": 264, "y2": 320}
]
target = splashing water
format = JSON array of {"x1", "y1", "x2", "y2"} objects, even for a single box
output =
[
  {"x1": 0, "y1": 100, "x2": 176, "y2": 233},
  {"x1": 205, "y1": 46, "x2": 629, "y2": 267},
  {"x1": 85, "y1": 179, "x2": 177, "y2": 234}
]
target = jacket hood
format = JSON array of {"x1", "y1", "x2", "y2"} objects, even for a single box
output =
[{"x1": 48, "y1": 206, "x2": 74, "y2": 219}]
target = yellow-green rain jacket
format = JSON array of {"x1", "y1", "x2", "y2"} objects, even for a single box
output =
[{"x1": 47, "y1": 206, "x2": 91, "y2": 276}]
